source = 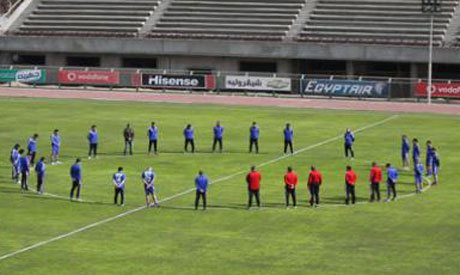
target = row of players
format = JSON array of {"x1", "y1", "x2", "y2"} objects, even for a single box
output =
[
  {"x1": 9, "y1": 136, "x2": 440, "y2": 208},
  {"x1": 11, "y1": 122, "x2": 358, "y2": 166}
]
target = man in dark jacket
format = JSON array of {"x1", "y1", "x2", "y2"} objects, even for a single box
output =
[{"x1": 124, "y1": 123, "x2": 135, "y2": 155}]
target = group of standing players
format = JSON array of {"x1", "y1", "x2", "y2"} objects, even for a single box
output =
[{"x1": 8, "y1": 123, "x2": 440, "y2": 209}]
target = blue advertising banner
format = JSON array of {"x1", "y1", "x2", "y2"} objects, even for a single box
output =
[{"x1": 300, "y1": 79, "x2": 388, "y2": 98}]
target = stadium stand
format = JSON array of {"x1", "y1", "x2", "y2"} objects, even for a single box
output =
[
  {"x1": 297, "y1": 0, "x2": 459, "y2": 46},
  {"x1": 3, "y1": 0, "x2": 460, "y2": 47},
  {"x1": 148, "y1": 0, "x2": 306, "y2": 40},
  {"x1": 13, "y1": 0, "x2": 160, "y2": 36}
]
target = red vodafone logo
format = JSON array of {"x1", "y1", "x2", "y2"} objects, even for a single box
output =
[
  {"x1": 67, "y1": 72, "x2": 77, "y2": 82},
  {"x1": 58, "y1": 70, "x2": 120, "y2": 85}
]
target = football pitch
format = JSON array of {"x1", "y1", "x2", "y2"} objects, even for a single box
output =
[{"x1": 0, "y1": 97, "x2": 459, "y2": 274}]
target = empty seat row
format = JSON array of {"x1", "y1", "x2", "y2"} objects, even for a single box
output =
[
  {"x1": 16, "y1": 0, "x2": 159, "y2": 34},
  {"x1": 149, "y1": 0, "x2": 306, "y2": 40},
  {"x1": 298, "y1": 0, "x2": 459, "y2": 45}
]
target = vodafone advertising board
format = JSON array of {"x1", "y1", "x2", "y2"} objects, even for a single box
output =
[
  {"x1": 415, "y1": 82, "x2": 460, "y2": 98},
  {"x1": 58, "y1": 70, "x2": 120, "y2": 85}
]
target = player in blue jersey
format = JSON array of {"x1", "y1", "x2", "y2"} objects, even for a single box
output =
[
  {"x1": 195, "y1": 170, "x2": 209, "y2": 210},
  {"x1": 18, "y1": 149, "x2": 30, "y2": 192},
  {"x1": 10, "y1": 144, "x2": 20, "y2": 184},
  {"x1": 386, "y1": 163, "x2": 398, "y2": 201},
  {"x1": 283, "y1": 123, "x2": 294, "y2": 154},
  {"x1": 212, "y1": 121, "x2": 224, "y2": 153},
  {"x1": 184, "y1": 124, "x2": 195, "y2": 153},
  {"x1": 425, "y1": 140, "x2": 434, "y2": 176},
  {"x1": 415, "y1": 163, "x2": 424, "y2": 193},
  {"x1": 401, "y1": 135, "x2": 410, "y2": 170},
  {"x1": 50, "y1": 129, "x2": 61, "y2": 165},
  {"x1": 249, "y1": 122, "x2": 260, "y2": 154},
  {"x1": 432, "y1": 147, "x2": 440, "y2": 185},
  {"x1": 344, "y1": 128, "x2": 355, "y2": 159},
  {"x1": 142, "y1": 167, "x2": 159, "y2": 207},
  {"x1": 87, "y1": 125, "x2": 98, "y2": 159},
  {"x1": 70, "y1": 158, "x2": 82, "y2": 201},
  {"x1": 27, "y1": 134, "x2": 39, "y2": 166},
  {"x1": 112, "y1": 167, "x2": 126, "y2": 206},
  {"x1": 35, "y1": 157, "x2": 46, "y2": 194},
  {"x1": 148, "y1": 122, "x2": 158, "y2": 155},
  {"x1": 412, "y1": 138, "x2": 420, "y2": 166}
]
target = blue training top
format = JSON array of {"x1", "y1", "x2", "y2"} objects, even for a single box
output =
[
  {"x1": 284, "y1": 127, "x2": 293, "y2": 141},
  {"x1": 70, "y1": 164, "x2": 82, "y2": 181},
  {"x1": 195, "y1": 174, "x2": 209, "y2": 192},
  {"x1": 113, "y1": 172, "x2": 126, "y2": 189},
  {"x1": 184, "y1": 127, "x2": 194, "y2": 140},
  {"x1": 402, "y1": 139, "x2": 410, "y2": 155},
  {"x1": 148, "y1": 126, "x2": 158, "y2": 141},
  {"x1": 214, "y1": 126, "x2": 224, "y2": 139},
  {"x1": 344, "y1": 131, "x2": 355, "y2": 146},
  {"x1": 387, "y1": 167, "x2": 398, "y2": 182},
  {"x1": 19, "y1": 156, "x2": 30, "y2": 173},
  {"x1": 51, "y1": 134, "x2": 61, "y2": 147},
  {"x1": 35, "y1": 160, "x2": 46, "y2": 177},
  {"x1": 412, "y1": 143, "x2": 420, "y2": 160},
  {"x1": 28, "y1": 138, "x2": 37, "y2": 152},
  {"x1": 250, "y1": 126, "x2": 259, "y2": 139},
  {"x1": 88, "y1": 130, "x2": 98, "y2": 144}
]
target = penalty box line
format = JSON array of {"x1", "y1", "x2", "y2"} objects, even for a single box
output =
[{"x1": 0, "y1": 115, "x2": 399, "y2": 262}]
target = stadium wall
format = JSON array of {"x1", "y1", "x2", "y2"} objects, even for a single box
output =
[{"x1": 2, "y1": 36, "x2": 460, "y2": 84}]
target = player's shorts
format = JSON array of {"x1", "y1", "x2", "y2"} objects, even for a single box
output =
[
  {"x1": 426, "y1": 157, "x2": 433, "y2": 166},
  {"x1": 13, "y1": 164, "x2": 19, "y2": 174},
  {"x1": 402, "y1": 152, "x2": 409, "y2": 160},
  {"x1": 145, "y1": 186, "x2": 155, "y2": 195},
  {"x1": 52, "y1": 146, "x2": 60, "y2": 155},
  {"x1": 415, "y1": 176, "x2": 423, "y2": 184}
]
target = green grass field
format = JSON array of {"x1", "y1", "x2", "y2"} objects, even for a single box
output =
[{"x1": 0, "y1": 97, "x2": 459, "y2": 274}]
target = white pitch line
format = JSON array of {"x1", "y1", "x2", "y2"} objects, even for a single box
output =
[
  {"x1": 27, "y1": 189, "x2": 100, "y2": 204},
  {"x1": 0, "y1": 115, "x2": 398, "y2": 262}
]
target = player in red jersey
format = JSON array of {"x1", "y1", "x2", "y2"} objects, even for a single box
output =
[
  {"x1": 345, "y1": 166, "x2": 357, "y2": 205},
  {"x1": 246, "y1": 165, "x2": 261, "y2": 209},
  {"x1": 369, "y1": 162, "x2": 382, "y2": 202},
  {"x1": 284, "y1": 166, "x2": 298, "y2": 207},
  {"x1": 308, "y1": 166, "x2": 322, "y2": 207}
]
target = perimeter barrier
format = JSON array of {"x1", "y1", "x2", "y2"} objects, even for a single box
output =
[{"x1": 1, "y1": 65, "x2": 459, "y2": 100}]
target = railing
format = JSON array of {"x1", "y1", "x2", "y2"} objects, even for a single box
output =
[
  {"x1": 5, "y1": 30, "x2": 449, "y2": 46},
  {"x1": 1, "y1": 65, "x2": 459, "y2": 101}
]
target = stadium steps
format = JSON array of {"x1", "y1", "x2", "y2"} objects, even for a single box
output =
[
  {"x1": 297, "y1": 0, "x2": 460, "y2": 46},
  {"x1": 443, "y1": 2, "x2": 460, "y2": 46},
  {"x1": 285, "y1": 0, "x2": 318, "y2": 41},
  {"x1": 149, "y1": 0, "x2": 306, "y2": 40},
  {"x1": 12, "y1": 0, "x2": 161, "y2": 36},
  {"x1": 139, "y1": 0, "x2": 171, "y2": 36}
]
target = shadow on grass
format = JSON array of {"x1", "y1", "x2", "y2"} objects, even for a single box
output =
[
  {"x1": 0, "y1": 185, "x2": 20, "y2": 194},
  {"x1": 23, "y1": 194, "x2": 113, "y2": 206},
  {"x1": 0, "y1": 186, "x2": 112, "y2": 206},
  {"x1": 160, "y1": 203, "x2": 247, "y2": 212},
  {"x1": 90, "y1": 150, "x2": 271, "y2": 157}
]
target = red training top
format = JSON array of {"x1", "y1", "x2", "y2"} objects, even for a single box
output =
[
  {"x1": 246, "y1": 171, "x2": 261, "y2": 190},
  {"x1": 345, "y1": 170, "x2": 357, "y2": 185},
  {"x1": 284, "y1": 172, "x2": 298, "y2": 189},
  {"x1": 308, "y1": 170, "x2": 322, "y2": 185},
  {"x1": 369, "y1": 166, "x2": 382, "y2": 183}
]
